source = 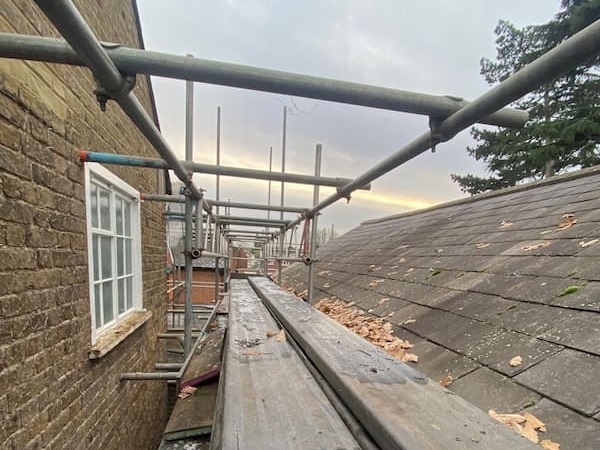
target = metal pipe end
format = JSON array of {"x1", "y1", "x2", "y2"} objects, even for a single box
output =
[{"x1": 79, "y1": 149, "x2": 88, "y2": 163}]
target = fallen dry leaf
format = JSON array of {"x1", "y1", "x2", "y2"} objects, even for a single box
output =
[
  {"x1": 540, "y1": 439, "x2": 560, "y2": 450},
  {"x1": 401, "y1": 353, "x2": 418, "y2": 363},
  {"x1": 489, "y1": 410, "x2": 553, "y2": 446},
  {"x1": 323, "y1": 283, "x2": 331, "y2": 288},
  {"x1": 523, "y1": 412, "x2": 546, "y2": 433},
  {"x1": 522, "y1": 242, "x2": 551, "y2": 252},
  {"x1": 489, "y1": 410, "x2": 526, "y2": 426},
  {"x1": 402, "y1": 319, "x2": 417, "y2": 325},
  {"x1": 558, "y1": 213, "x2": 576, "y2": 229},
  {"x1": 475, "y1": 243, "x2": 491, "y2": 249},
  {"x1": 499, "y1": 221, "x2": 513, "y2": 228},
  {"x1": 275, "y1": 329, "x2": 286, "y2": 342},
  {"x1": 579, "y1": 239, "x2": 599, "y2": 248},
  {"x1": 178, "y1": 385, "x2": 197, "y2": 399},
  {"x1": 241, "y1": 349, "x2": 259, "y2": 356},
  {"x1": 378, "y1": 297, "x2": 390, "y2": 305},
  {"x1": 522, "y1": 420, "x2": 539, "y2": 443},
  {"x1": 439, "y1": 374, "x2": 453, "y2": 387},
  {"x1": 368, "y1": 279, "x2": 385, "y2": 288},
  {"x1": 509, "y1": 355, "x2": 523, "y2": 367},
  {"x1": 266, "y1": 330, "x2": 278, "y2": 338}
]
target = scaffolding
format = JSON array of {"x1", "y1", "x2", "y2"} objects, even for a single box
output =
[{"x1": 2, "y1": 0, "x2": 599, "y2": 395}]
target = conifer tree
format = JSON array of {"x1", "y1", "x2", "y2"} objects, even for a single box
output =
[{"x1": 452, "y1": 0, "x2": 600, "y2": 195}]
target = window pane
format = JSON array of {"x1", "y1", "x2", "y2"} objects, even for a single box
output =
[
  {"x1": 124, "y1": 201, "x2": 131, "y2": 236},
  {"x1": 100, "y1": 236, "x2": 112, "y2": 279},
  {"x1": 90, "y1": 183, "x2": 98, "y2": 228},
  {"x1": 102, "y1": 281, "x2": 113, "y2": 324},
  {"x1": 92, "y1": 235, "x2": 99, "y2": 281},
  {"x1": 125, "y1": 239, "x2": 132, "y2": 275},
  {"x1": 94, "y1": 284, "x2": 102, "y2": 328},
  {"x1": 117, "y1": 237, "x2": 124, "y2": 276},
  {"x1": 126, "y1": 276, "x2": 133, "y2": 310},
  {"x1": 116, "y1": 197, "x2": 123, "y2": 235},
  {"x1": 118, "y1": 278, "x2": 125, "y2": 314},
  {"x1": 99, "y1": 187, "x2": 111, "y2": 230}
]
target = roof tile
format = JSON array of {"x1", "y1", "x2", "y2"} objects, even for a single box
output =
[
  {"x1": 515, "y1": 349, "x2": 600, "y2": 416},
  {"x1": 526, "y1": 398, "x2": 600, "y2": 450},
  {"x1": 449, "y1": 367, "x2": 541, "y2": 413}
]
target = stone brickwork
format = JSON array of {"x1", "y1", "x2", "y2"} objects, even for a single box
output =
[{"x1": 0, "y1": 1, "x2": 168, "y2": 449}]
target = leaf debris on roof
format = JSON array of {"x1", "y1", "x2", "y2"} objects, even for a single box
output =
[
  {"x1": 540, "y1": 439, "x2": 560, "y2": 450},
  {"x1": 579, "y1": 238, "x2": 598, "y2": 247},
  {"x1": 316, "y1": 297, "x2": 417, "y2": 363},
  {"x1": 522, "y1": 242, "x2": 551, "y2": 252},
  {"x1": 558, "y1": 285, "x2": 579, "y2": 297},
  {"x1": 368, "y1": 278, "x2": 385, "y2": 288},
  {"x1": 488, "y1": 410, "x2": 559, "y2": 447},
  {"x1": 558, "y1": 213, "x2": 576, "y2": 229},
  {"x1": 509, "y1": 355, "x2": 523, "y2": 367},
  {"x1": 439, "y1": 374, "x2": 453, "y2": 387}
]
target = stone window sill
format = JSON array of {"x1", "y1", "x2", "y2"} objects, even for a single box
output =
[{"x1": 88, "y1": 310, "x2": 153, "y2": 360}]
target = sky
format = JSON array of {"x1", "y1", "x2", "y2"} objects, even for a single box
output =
[{"x1": 136, "y1": 0, "x2": 561, "y2": 235}]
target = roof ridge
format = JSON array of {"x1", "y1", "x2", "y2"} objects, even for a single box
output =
[{"x1": 363, "y1": 165, "x2": 600, "y2": 225}]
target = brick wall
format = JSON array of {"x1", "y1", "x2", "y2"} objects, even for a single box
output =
[{"x1": 0, "y1": 1, "x2": 169, "y2": 449}]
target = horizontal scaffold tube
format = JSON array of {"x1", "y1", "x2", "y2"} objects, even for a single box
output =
[
  {"x1": 221, "y1": 215, "x2": 290, "y2": 224},
  {"x1": 142, "y1": 194, "x2": 308, "y2": 214},
  {"x1": 278, "y1": 18, "x2": 600, "y2": 236},
  {"x1": 207, "y1": 199, "x2": 308, "y2": 214},
  {"x1": 0, "y1": 33, "x2": 528, "y2": 128},
  {"x1": 225, "y1": 229, "x2": 275, "y2": 235},
  {"x1": 80, "y1": 150, "x2": 368, "y2": 190},
  {"x1": 222, "y1": 221, "x2": 284, "y2": 229}
]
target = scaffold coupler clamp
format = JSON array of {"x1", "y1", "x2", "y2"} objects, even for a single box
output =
[
  {"x1": 429, "y1": 116, "x2": 444, "y2": 153},
  {"x1": 93, "y1": 73, "x2": 137, "y2": 112},
  {"x1": 335, "y1": 185, "x2": 352, "y2": 203},
  {"x1": 302, "y1": 256, "x2": 318, "y2": 266},
  {"x1": 184, "y1": 248, "x2": 205, "y2": 259}
]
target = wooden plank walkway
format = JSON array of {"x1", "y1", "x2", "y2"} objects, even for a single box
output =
[
  {"x1": 163, "y1": 330, "x2": 225, "y2": 442},
  {"x1": 214, "y1": 279, "x2": 359, "y2": 450},
  {"x1": 249, "y1": 276, "x2": 539, "y2": 450}
]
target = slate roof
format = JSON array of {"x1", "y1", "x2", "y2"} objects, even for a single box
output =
[{"x1": 282, "y1": 166, "x2": 600, "y2": 449}]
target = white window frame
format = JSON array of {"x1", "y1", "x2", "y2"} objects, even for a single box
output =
[{"x1": 85, "y1": 163, "x2": 143, "y2": 344}]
